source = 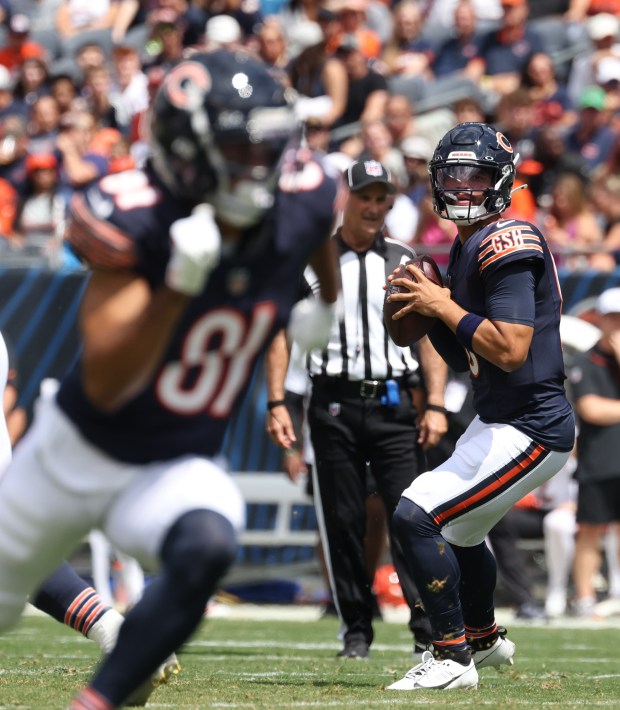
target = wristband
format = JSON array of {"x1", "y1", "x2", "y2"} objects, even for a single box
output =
[
  {"x1": 267, "y1": 400, "x2": 286, "y2": 410},
  {"x1": 455, "y1": 313, "x2": 484, "y2": 351},
  {"x1": 426, "y1": 403, "x2": 448, "y2": 414}
]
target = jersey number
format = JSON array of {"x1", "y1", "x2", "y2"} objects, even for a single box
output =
[{"x1": 156, "y1": 303, "x2": 276, "y2": 417}]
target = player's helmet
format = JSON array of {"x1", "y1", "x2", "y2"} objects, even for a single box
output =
[
  {"x1": 150, "y1": 50, "x2": 298, "y2": 228},
  {"x1": 429, "y1": 122, "x2": 516, "y2": 225}
]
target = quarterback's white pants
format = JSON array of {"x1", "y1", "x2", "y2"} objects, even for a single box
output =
[
  {"x1": 0, "y1": 396, "x2": 245, "y2": 632},
  {"x1": 402, "y1": 416, "x2": 571, "y2": 547}
]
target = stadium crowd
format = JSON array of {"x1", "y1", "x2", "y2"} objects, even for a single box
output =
[
  {"x1": 0, "y1": 0, "x2": 619, "y2": 625},
  {"x1": 0, "y1": 0, "x2": 620, "y2": 270}
]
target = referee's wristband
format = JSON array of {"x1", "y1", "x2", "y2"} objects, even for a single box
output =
[
  {"x1": 455, "y1": 312, "x2": 484, "y2": 351},
  {"x1": 426, "y1": 403, "x2": 448, "y2": 414},
  {"x1": 267, "y1": 400, "x2": 286, "y2": 410}
]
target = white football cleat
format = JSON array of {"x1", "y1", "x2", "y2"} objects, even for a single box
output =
[
  {"x1": 473, "y1": 635, "x2": 515, "y2": 670},
  {"x1": 387, "y1": 651, "x2": 478, "y2": 690}
]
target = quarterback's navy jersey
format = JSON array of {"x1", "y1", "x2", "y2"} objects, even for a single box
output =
[
  {"x1": 57, "y1": 150, "x2": 337, "y2": 464},
  {"x1": 444, "y1": 217, "x2": 574, "y2": 452}
]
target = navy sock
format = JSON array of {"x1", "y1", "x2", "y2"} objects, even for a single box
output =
[
  {"x1": 90, "y1": 509, "x2": 237, "y2": 706},
  {"x1": 392, "y1": 498, "x2": 469, "y2": 662},
  {"x1": 32, "y1": 561, "x2": 111, "y2": 637}
]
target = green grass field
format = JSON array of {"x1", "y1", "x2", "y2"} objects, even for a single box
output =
[{"x1": 1, "y1": 608, "x2": 619, "y2": 709}]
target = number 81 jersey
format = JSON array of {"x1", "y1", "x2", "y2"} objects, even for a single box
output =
[{"x1": 57, "y1": 157, "x2": 337, "y2": 464}]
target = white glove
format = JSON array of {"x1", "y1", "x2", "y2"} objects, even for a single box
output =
[
  {"x1": 287, "y1": 295, "x2": 341, "y2": 351},
  {"x1": 166, "y1": 204, "x2": 221, "y2": 296}
]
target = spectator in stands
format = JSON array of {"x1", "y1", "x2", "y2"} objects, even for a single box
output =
[
  {"x1": 288, "y1": 7, "x2": 348, "y2": 129},
  {"x1": 0, "y1": 14, "x2": 48, "y2": 71},
  {"x1": 521, "y1": 51, "x2": 577, "y2": 128},
  {"x1": 332, "y1": 34, "x2": 388, "y2": 145},
  {"x1": 470, "y1": 0, "x2": 545, "y2": 101},
  {"x1": 109, "y1": 44, "x2": 148, "y2": 137},
  {"x1": 527, "y1": 124, "x2": 588, "y2": 206},
  {"x1": 401, "y1": 134, "x2": 433, "y2": 209},
  {"x1": 452, "y1": 95, "x2": 487, "y2": 123},
  {"x1": 589, "y1": 172, "x2": 620, "y2": 271},
  {"x1": 49, "y1": 74, "x2": 79, "y2": 118},
  {"x1": 204, "y1": 14, "x2": 245, "y2": 52},
  {"x1": 381, "y1": 1, "x2": 434, "y2": 89},
  {"x1": 329, "y1": 0, "x2": 381, "y2": 60},
  {"x1": 568, "y1": 288, "x2": 620, "y2": 617},
  {"x1": 494, "y1": 87, "x2": 538, "y2": 162},
  {"x1": 12, "y1": 152, "x2": 68, "y2": 268},
  {"x1": 383, "y1": 93, "x2": 416, "y2": 149},
  {"x1": 567, "y1": 13, "x2": 620, "y2": 106},
  {"x1": 111, "y1": 0, "x2": 150, "y2": 48},
  {"x1": 12, "y1": 57, "x2": 51, "y2": 111},
  {"x1": 537, "y1": 172, "x2": 604, "y2": 270},
  {"x1": 564, "y1": 85, "x2": 618, "y2": 175},
  {"x1": 55, "y1": 109, "x2": 109, "y2": 199},
  {"x1": 27, "y1": 95, "x2": 61, "y2": 155},
  {"x1": 55, "y1": 0, "x2": 119, "y2": 61},
  {"x1": 432, "y1": 0, "x2": 484, "y2": 79},
  {"x1": 141, "y1": 11, "x2": 186, "y2": 72},
  {"x1": 81, "y1": 65, "x2": 118, "y2": 128},
  {"x1": 0, "y1": 115, "x2": 29, "y2": 197},
  {"x1": 256, "y1": 18, "x2": 291, "y2": 84},
  {"x1": 0, "y1": 66, "x2": 27, "y2": 121}
]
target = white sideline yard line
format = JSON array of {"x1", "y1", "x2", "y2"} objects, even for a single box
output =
[{"x1": 23, "y1": 601, "x2": 620, "y2": 628}]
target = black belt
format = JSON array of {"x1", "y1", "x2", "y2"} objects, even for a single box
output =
[{"x1": 311, "y1": 375, "x2": 408, "y2": 399}]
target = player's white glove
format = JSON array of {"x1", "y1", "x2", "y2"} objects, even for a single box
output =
[
  {"x1": 287, "y1": 295, "x2": 341, "y2": 351},
  {"x1": 166, "y1": 204, "x2": 221, "y2": 296}
]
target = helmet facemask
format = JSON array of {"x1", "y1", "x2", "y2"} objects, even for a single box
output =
[{"x1": 431, "y1": 162, "x2": 515, "y2": 225}]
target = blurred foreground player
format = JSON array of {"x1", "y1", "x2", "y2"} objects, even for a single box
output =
[
  {"x1": 385, "y1": 123, "x2": 575, "y2": 690},
  {"x1": 0, "y1": 50, "x2": 340, "y2": 709},
  {"x1": 0, "y1": 336, "x2": 167, "y2": 703}
]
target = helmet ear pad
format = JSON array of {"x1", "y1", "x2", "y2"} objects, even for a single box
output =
[{"x1": 429, "y1": 123, "x2": 516, "y2": 225}]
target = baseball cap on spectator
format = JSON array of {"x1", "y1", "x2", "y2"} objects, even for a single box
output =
[
  {"x1": 205, "y1": 15, "x2": 242, "y2": 45},
  {"x1": 401, "y1": 136, "x2": 433, "y2": 162},
  {"x1": 0, "y1": 66, "x2": 13, "y2": 91},
  {"x1": 580, "y1": 85, "x2": 606, "y2": 110},
  {"x1": 596, "y1": 57, "x2": 620, "y2": 85},
  {"x1": 26, "y1": 153, "x2": 58, "y2": 173},
  {"x1": 9, "y1": 14, "x2": 30, "y2": 35},
  {"x1": 587, "y1": 13, "x2": 619, "y2": 42},
  {"x1": 597, "y1": 287, "x2": 620, "y2": 315},
  {"x1": 345, "y1": 160, "x2": 397, "y2": 193}
]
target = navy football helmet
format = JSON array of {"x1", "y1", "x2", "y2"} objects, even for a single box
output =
[
  {"x1": 429, "y1": 122, "x2": 517, "y2": 225},
  {"x1": 150, "y1": 50, "x2": 298, "y2": 228}
]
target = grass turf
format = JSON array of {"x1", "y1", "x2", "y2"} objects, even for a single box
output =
[{"x1": 0, "y1": 611, "x2": 619, "y2": 708}]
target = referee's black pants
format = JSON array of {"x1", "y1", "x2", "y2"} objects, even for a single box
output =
[{"x1": 308, "y1": 380, "x2": 432, "y2": 647}]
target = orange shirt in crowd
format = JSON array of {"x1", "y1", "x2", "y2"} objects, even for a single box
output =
[
  {"x1": 0, "y1": 178, "x2": 18, "y2": 236},
  {"x1": 0, "y1": 42, "x2": 47, "y2": 71}
]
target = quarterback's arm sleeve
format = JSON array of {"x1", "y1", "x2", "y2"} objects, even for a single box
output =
[{"x1": 427, "y1": 320, "x2": 469, "y2": 372}]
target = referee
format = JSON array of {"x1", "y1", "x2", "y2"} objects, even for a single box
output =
[{"x1": 266, "y1": 160, "x2": 448, "y2": 658}]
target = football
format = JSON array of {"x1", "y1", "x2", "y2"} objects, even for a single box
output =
[{"x1": 383, "y1": 255, "x2": 444, "y2": 346}]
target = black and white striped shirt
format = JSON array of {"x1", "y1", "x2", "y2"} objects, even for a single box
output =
[{"x1": 305, "y1": 229, "x2": 419, "y2": 381}]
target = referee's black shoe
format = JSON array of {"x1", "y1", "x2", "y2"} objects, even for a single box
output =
[{"x1": 337, "y1": 639, "x2": 370, "y2": 659}]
